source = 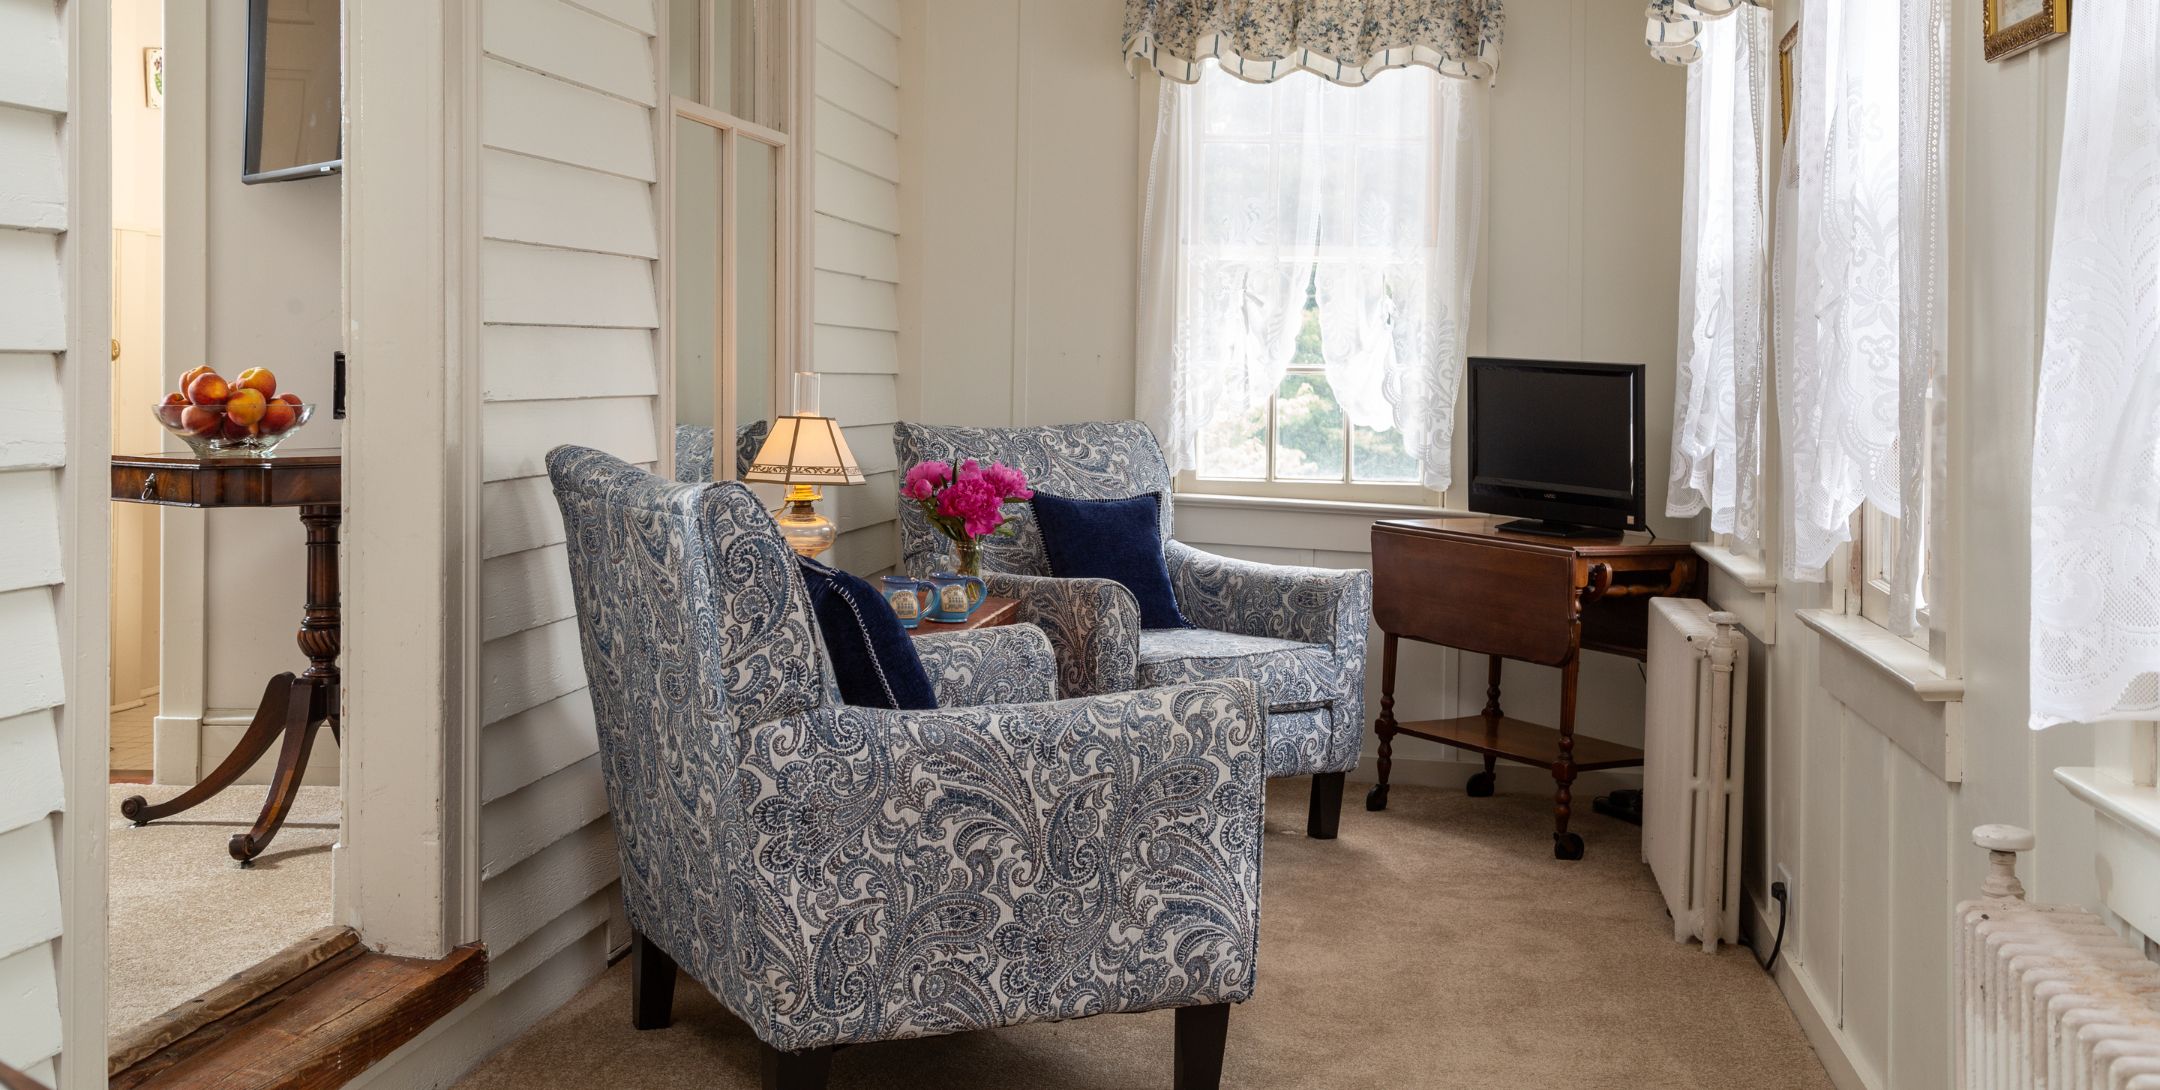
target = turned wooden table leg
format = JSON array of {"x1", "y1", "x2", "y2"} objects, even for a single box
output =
[
  {"x1": 1365, "y1": 633, "x2": 1399, "y2": 812},
  {"x1": 1552, "y1": 653, "x2": 1584, "y2": 860},
  {"x1": 1467, "y1": 655, "x2": 1503, "y2": 798},
  {"x1": 228, "y1": 503, "x2": 341, "y2": 864}
]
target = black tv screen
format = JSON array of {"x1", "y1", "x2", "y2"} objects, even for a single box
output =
[
  {"x1": 1466, "y1": 358, "x2": 1646, "y2": 536},
  {"x1": 242, "y1": 0, "x2": 342, "y2": 184}
]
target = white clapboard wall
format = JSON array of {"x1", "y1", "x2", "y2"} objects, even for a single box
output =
[
  {"x1": 357, "y1": 3, "x2": 907, "y2": 1085},
  {"x1": 471, "y1": 0, "x2": 659, "y2": 1026},
  {"x1": 0, "y1": 0, "x2": 75, "y2": 1085},
  {"x1": 814, "y1": 0, "x2": 901, "y2": 574}
]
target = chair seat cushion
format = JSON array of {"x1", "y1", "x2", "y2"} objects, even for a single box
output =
[
  {"x1": 798, "y1": 558, "x2": 938, "y2": 710},
  {"x1": 1030, "y1": 491, "x2": 1192, "y2": 630},
  {"x1": 1137, "y1": 627, "x2": 1341, "y2": 711}
]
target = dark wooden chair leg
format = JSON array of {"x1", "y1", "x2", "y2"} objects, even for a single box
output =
[
  {"x1": 630, "y1": 929, "x2": 679, "y2": 1031},
  {"x1": 1306, "y1": 771, "x2": 1344, "y2": 839},
  {"x1": 760, "y1": 1042, "x2": 833, "y2": 1090},
  {"x1": 1174, "y1": 1003, "x2": 1231, "y2": 1090}
]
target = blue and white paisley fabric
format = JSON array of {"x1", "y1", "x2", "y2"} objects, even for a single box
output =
[
  {"x1": 547, "y1": 445, "x2": 1265, "y2": 1054},
  {"x1": 983, "y1": 571, "x2": 1143, "y2": 701},
  {"x1": 673, "y1": 420, "x2": 773, "y2": 483},
  {"x1": 911, "y1": 625, "x2": 1059, "y2": 707},
  {"x1": 893, "y1": 421, "x2": 1373, "y2": 780},
  {"x1": 893, "y1": 420, "x2": 1176, "y2": 579},
  {"x1": 1123, "y1": 0, "x2": 1505, "y2": 85}
]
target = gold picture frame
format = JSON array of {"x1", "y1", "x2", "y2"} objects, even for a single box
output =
[
  {"x1": 1777, "y1": 22, "x2": 1797, "y2": 142},
  {"x1": 1983, "y1": 0, "x2": 2069, "y2": 62}
]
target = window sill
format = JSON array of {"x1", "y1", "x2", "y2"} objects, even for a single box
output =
[
  {"x1": 2053, "y1": 765, "x2": 2160, "y2": 941},
  {"x1": 1174, "y1": 492, "x2": 1462, "y2": 520},
  {"x1": 1797, "y1": 608, "x2": 1965, "y2": 782},
  {"x1": 1692, "y1": 543, "x2": 1777, "y2": 644}
]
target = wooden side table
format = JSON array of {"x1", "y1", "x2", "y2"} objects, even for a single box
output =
[
  {"x1": 1366, "y1": 517, "x2": 1701, "y2": 860},
  {"x1": 907, "y1": 595, "x2": 1019, "y2": 636},
  {"x1": 110, "y1": 449, "x2": 341, "y2": 864}
]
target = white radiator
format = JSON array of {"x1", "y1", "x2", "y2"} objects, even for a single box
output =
[
  {"x1": 1957, "y1": 825, "x2": 2160, "y2": 1090},
  {"x1": 1642, "y1": 598, "x2": 1747, "y2": 951}
]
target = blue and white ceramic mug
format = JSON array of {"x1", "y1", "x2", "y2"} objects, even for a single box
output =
[
  {"x1": 880, "y1": 575, "x2": 932, "y2": 628},
  {"x1": 925, "y1": 572, "x2": 986, "y2": 622}
]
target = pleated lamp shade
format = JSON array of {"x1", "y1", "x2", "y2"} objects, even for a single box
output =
[{"x1": 743, "y1": 414, "x2": 866, "y2": 486}]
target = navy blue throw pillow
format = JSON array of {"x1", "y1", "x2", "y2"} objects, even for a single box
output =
[
  {"x1": 1030, "y1": 491, "x2": 1192, "y2": 631},
  {"x1": 796, "y1": 557, "x2": 938, "y2": 710}
]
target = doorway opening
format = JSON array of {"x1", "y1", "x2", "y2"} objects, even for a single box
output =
[{"x1": 103, "y1": 0, "x2": 344, "y2": 1053}]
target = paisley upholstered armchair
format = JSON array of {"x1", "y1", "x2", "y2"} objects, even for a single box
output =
[
  {"x1": 547, "y1": 446, "x2": 1266, "y2": 1090},
  {"x1": 894, "y1": 420, "x2": 1374, "y2": 840}
]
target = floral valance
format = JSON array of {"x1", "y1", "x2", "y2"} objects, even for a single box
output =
[
  {"x1": 1124, "y1": 0, "x2": 1504, "y2": 86},
  {"x1": 1645, "y1": 0, "x2": 1769, "y2": 65}
]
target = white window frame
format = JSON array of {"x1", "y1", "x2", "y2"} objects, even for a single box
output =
[{"x1": 658, "y1": 0, "x2": 814, "y2": 480}]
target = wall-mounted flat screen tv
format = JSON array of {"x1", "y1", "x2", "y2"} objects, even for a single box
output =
[
  {"x1": 242, "y1": 0, "x2": 341, "y2": 184},
  {"x1": 1466, "y1": 357, "x2": 1647, "y2": 538}
]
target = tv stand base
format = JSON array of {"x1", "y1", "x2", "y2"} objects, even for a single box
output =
[{"x1": 1494, "y1": 518, "x2": 1626, "y2": 539}]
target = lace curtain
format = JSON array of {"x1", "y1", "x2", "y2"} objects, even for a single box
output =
[
  {"x1": 2029, "y1": 0, "x2": 2160, "y2": 728},
  {"x1": 1124, "y1": 0, "x2": 1504, "y2": 86},
  {"x1": 1664, "y1": 8, "x2": 1771, "y2": 551},
  {"x1": 1137, "y1": 65, "x2": 1485, "y2": 490},
  {"x1": 1774, "y1": 0, "x2": 1946, "y2": 637}
]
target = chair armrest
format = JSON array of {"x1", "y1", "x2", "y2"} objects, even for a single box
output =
[
  {"x1": 733, "y1": 678, "x2": 1267, "y2": 1051},
  {"x1": 983, "y1": 571, "x2": 1142, "y2": 699},
  {"x1": 911, "y1": 624, "x2": 1059, "y2": 706},
  {"x1": 1165, "y1": 540, "x2": 1373, "y2": 649}
]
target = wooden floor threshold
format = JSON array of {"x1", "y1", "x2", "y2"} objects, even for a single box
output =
[{"x1": 111, "y1": 926, "x2": 486, "y2": 1090}]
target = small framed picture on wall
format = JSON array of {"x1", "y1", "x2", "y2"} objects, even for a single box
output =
[
  {"x1": 144, "y1": 47, "x2": 164, "y2": 108},
  {"x1": 1983, "y1": 0, "x2": 2069, "y2": 62}
]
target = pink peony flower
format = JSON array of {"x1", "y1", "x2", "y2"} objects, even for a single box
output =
[{"x1": 902, "y1": 460, "x2": 951, "y2": 500}]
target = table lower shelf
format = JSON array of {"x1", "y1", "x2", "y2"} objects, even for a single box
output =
[{"x1": 1389, "y1": 714, "x2": 1644, "y2": 772}]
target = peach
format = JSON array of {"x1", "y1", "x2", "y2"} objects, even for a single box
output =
[
  {"x1": 220, "y1": 415, "x2": 252, "y2": 442},
  {"x1": 178, "y1": 365, "x2": 214, "y2": 391},
  {"x1": 277, "y1": 392, "x2": 304, "y2": 407},
  {"x1": 261, "y1": 398, "x2": 298, "y2": 434},
  {"x1": 225, "y1": 388, "x2": 267, "y2": 426},
  {"x1": 180, "y1": 405, "x2": 221, "y2": 436},
  {"x1": 154, "y1": 398, "x2": 188, "y2": 429},
  {"x1": 186, "y1": 372, "x2": 231, "y2": 405},
  {"x1": 235, "y1": 367, "x2": 277, "y2": 397}
]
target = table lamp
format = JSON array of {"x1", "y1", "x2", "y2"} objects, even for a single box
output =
[{"x1": 744, "y1": 408, "x2": 865, "y2": 559}]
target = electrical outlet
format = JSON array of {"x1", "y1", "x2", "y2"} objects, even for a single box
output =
[{"x1": 1776, "y1": 862, "x2": 1794, "y2": 891}]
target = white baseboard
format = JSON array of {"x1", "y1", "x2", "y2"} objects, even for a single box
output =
[
  {"x1": 151, "y1": 709, "x2": 341, "y2": 787},
  {"x1": 1747, "y1": 895, "x2": 1879, "y2": 1090}
]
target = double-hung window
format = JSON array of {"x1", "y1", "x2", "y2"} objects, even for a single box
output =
[{"x1": 1139, "y1": 63, "x2": 1484, "y2": 505}]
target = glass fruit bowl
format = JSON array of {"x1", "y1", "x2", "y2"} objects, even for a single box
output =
[{"x1": 152, "y1": 398, "x2": 315, "y2": 457}]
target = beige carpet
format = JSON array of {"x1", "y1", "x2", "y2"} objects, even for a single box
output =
[
  {"x1": 457, "y1": 780, "x2": 1831, "y2": 1089},
  {"x1": 107, "y1": 784, "x2": 338, "y2": 1036}
]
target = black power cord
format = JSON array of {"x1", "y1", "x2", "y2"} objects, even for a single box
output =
[{"x1": 1750, "y1": 881, "x2": 1790, "y2": 973}]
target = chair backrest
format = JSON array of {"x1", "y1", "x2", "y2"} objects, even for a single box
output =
[
  {"x1": 672, "y1": 419, "x2": 773, "y2": 483},
  {"x1": 549, "y1": 445, "x2": 827, "y2": 760},
  {"x1": 892, "y1": 420, "x2": 1175, "y2": 578}
]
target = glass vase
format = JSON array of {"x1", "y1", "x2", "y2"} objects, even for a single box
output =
[{"x1": 952, "y1": 538, "x2": 985, "y2": 603}]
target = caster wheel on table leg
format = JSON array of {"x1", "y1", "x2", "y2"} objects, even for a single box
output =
[
  {"x1": 1365, "y1": 783, "x2": 1390, "y2": 812},
  {"x1": 1465, "y1": 771, "x2": 1496, "y2": 798},
  {"x1": 1553, "y1": 832, "x2": 1585, "y2": 861}
]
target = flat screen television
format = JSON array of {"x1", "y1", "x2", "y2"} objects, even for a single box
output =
[
  {"x1": 242, "y1": 0, "x2": 342, "y2": 184},
  {"x1": 1466, "y1": 357, "x2": 1646, "y2": 538}
]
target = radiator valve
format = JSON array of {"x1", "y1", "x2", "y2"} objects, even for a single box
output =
[{"x1": 1973, "y1": 824, "x2": 2034, "y2": 900}]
